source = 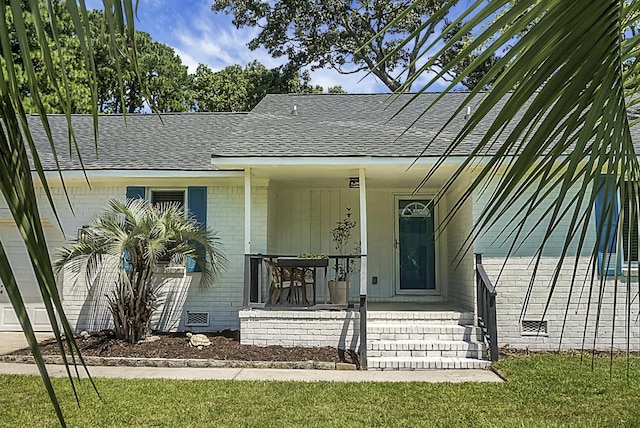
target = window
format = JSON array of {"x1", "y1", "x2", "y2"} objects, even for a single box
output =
[
  {"x1": 151, "y1": 190, "x2": 185, "y2": 207},
  {"x1": 126, "y1": 186, "x2": 207, "y2": 273},
  {"x1": 595, "y1": 177, "x2": 639, "y2": 275}
]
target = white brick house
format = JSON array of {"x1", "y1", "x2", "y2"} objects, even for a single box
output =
[{"x1": 1, "y1": 93, "x2": 639, "y2": 369}]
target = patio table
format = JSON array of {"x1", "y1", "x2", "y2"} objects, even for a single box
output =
[{"x1": 276, "y1": 257, "x2": 328, "y2": 305}]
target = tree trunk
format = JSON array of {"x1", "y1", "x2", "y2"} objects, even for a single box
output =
[{"x1": 108, "y1": 265, "x2": 156, "y2": 343}]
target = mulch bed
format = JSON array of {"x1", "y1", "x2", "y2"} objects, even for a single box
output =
[{"x1": 12, "y1": 330, "x2": 359, "y2": 365}]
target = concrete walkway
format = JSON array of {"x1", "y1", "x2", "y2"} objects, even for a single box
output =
[
  {"x1": 0, "y1": 332, "x2": 54, "y2": 355},
  {"x1": 0, "y1": 332, "x2": 503, "y2": 383},
  {"x1": 0, "y1": 363, "x2": 502, "y2": 382}
]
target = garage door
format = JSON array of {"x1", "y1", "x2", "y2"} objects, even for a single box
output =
[{"x1": 0, "y1": 219, "x2": 65, "y2": 332}]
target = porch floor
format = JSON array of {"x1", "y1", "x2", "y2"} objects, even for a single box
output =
[{"x1": 367, "y1": 302, "x2": 471, "y2": 312}]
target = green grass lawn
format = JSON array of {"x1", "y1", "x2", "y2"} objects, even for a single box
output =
[{"x1": 1, "y1": 353, "x2": 639, "y2": 427}]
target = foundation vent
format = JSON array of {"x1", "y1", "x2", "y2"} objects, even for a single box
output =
[
  {"x1": 186, "y1": 311, "x2": 210, "y2": 327},
  {"x1": 521, "y1": 320, "x2": 548, "y2": 336}
]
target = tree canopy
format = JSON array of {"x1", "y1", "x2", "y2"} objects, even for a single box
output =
[
  {"x1": 5, "y1": 1, "x2": 93, "y2": 113},
  {"x1": 192, "y1": 61, "x2": 344, "y2": 112},
  {"x1": 4, "y1": 3, "x2": 343, "y2": 114},
  {"x1": 92, "y1": 22, "x2": 193, "y2": 113},
  {"x1": 3, "y1": 4, "x2": 192, "y2": 113},
  {"x1": 212, "y1": 0, "x2": 498, "y2": 91}
]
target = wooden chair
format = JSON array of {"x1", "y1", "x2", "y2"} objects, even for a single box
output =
[
  {"x1": 264, "y1": 260, "x2": 312, "y2": 305},
  {"x1": 265, "y1": 259, "x2": 294, "y2": 304},
  {"x1": 291, "y1": 267, "x2": 315, "y2": 305}
]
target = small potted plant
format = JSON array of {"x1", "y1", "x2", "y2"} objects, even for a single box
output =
[{"x1": 328, "y1": 208, "x2": 359, "y2": 304}]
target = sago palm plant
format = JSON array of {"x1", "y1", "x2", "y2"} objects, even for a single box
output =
[{"x1": 55, "y1": 198, "x2": 226, "y2": 344}]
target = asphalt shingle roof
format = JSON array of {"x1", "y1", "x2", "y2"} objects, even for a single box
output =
[
  {"x1": 213, "y1": 93, "x2": 512, "y2": 158},
  {"x1": 27, "y1": 112, "x2": 246, "y2": 171},
  {"x1": 213, "y1": 93, "x2": 640, "y2": 158},
  {"x1": 25, "y1": 93, "x2": 640, "y2": 170}
]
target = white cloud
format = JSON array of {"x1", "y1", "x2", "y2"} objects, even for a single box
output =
[
  {"x1": 143, "y1": 1, "x2": 281, "y2": 73},
  {"x1": 172, "y1": 47, "x2": 200, "y2": 74},
  {"x1": 307, "y1": 68, "x2": 387, "y2": 94}
]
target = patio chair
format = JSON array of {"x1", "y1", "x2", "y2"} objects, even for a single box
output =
[
  {"x1": 264, "y1": 260, "x2": 312, "y2": 305},
  {"x1": 265, "y1": 259, "x2": 294, "y2": 304},
  {"x1": 291, "y1": 267, "x2": 315, "y2": 305}
]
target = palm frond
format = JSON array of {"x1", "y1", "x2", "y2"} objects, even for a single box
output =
[
  {"x1": 0, "y1": 0, "x2": 140, "y2": 425},
  {"x1": 384, "y1": 0, "x2": 640, "y2": 351}
]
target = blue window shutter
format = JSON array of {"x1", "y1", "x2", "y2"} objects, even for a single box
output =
[
  {"x1": 124, "y1": 187, "x2": 145, "y2": 271},
  {"x1": 126, "y1": 186, "x2": 146, "y2": 200},
  {"x1": 594, "y1": 176, "x2": 619, "y2": 275},
  {"x1": 188, "y1": 186, "x2": 207, "y2": 227},
  {"x1": 122, "y1": 250, "x2": 132, "y2": 273},
  {"x1": 187, "y1": 186, "x2": 207, "y2": 272}
]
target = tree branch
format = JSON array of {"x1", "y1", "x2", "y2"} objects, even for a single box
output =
[{"x1": 339, "y1": 14, "x2": 401, "y2": 91}]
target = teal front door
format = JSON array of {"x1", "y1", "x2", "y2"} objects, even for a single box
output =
[{"x1": 396, "y1": 199, "x2": 436, "y2": 291}]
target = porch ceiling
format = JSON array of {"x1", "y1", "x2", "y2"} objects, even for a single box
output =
[{"x1": 218, "y1": 158, "x2": 470, "y2": 189}]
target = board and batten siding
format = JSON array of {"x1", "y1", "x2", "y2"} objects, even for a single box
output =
[
  {"x1": 272, "y1": 187, "x2": 361, "y2": 301},
  {"x1": 271, "y1": 185, "x2": 475, "y2": 302}
]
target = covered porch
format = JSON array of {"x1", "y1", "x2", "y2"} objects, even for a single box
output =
[
  {"x1": 232, "y1": 159, "x2": 478, "y2": 310},
  {"x1": 219, "y1": 159, "x2": 497, "y2": 368}
]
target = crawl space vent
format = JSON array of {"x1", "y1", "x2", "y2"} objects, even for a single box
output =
[
  {"x1": 521, "y1": 320, "x2": 548, "y2": 336},
  {"x1": 186, "y1": 311, "x2": 209, "y2": 327}
]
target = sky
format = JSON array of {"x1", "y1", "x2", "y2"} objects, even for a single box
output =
[{"x1": 87, "y1": 0, "x2": 451, "y2": 94}]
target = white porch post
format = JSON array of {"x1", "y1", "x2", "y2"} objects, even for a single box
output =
[
  {"x1": 359, "y1": 168, "x2": 367, "y2": 295},
  {"x1": 243, "y1": 168, "x2": 252, "y2": 307},
  {"x1": 358, "y1": 167, "x2": 368, "y2": 368},
  {"x1": 244, "y1": 168, "x2": 252, "y2": 254}
]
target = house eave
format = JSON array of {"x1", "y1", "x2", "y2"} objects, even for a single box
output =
[
  {"x1": 210, "y1": 155, "x2": 489, "y2": 169},
  {"x1": 35, "y1": 169, "x2": 245, "y2": 180}
]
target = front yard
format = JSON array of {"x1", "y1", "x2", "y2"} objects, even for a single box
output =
[{"x1": 0, "y1": 353, "x2": 639, "y2": 427}]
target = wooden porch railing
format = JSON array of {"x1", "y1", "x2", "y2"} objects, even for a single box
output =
[
  {"x1": 244, "y1": 254, "x2": 361, "y2": 309},
  {"x1": 475, "y1": 253, "x2": 499, "y2": 361}
]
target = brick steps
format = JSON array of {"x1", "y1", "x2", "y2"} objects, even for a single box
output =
[
  {"x1": 368, "y1": 340, "x2": 487, "y2": 358},
  {"x1": 367, "y1": 356, "x2": 491, "y2": 370},
  {"x1": 366, "y1": 311, "x2": 488, "y2": 370},
  {"x1": 367, "y1": 324, "x2": 485, "y2": 341},
  {"x1": 367, "y1": 311, "x2": 474, "y2": 324}
]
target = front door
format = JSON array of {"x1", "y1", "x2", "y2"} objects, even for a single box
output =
[{"x1": 395, "y1": 199, "x2": 436, "y2": 292}]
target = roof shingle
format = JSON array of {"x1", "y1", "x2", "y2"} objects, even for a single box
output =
[
  {"x1": 213, "y1": 93, "x2": 509, "y2": 158},
  {"x1": 27, "y1": 112, "x2": 246, "y2": 171},
  {"x1": 25, "y1": 93, "x2": 640, "y2": 170}
]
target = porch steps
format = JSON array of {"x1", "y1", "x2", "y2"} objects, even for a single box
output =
[
  {"x1": 368, "y1": 340, "x2": 487, "y2": 358},
  {"x1": 367, "y1": 324, "x2": 485, "y2": 342},
  {"x1": 368, "y1": 356, "x2": 490, "y2": 370},
  {"x1": 366, "y1": 311, "x2": 490, "y2": 370}
]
